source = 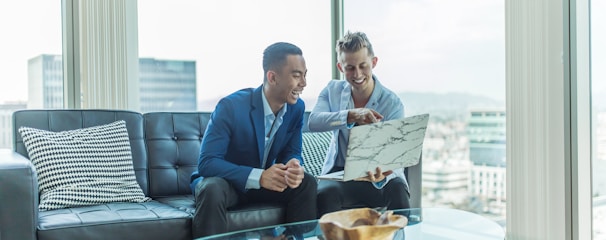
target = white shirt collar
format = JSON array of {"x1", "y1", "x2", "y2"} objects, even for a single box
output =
[{"x1": 261, "y1": 87, "x2": 287, "y2": 118}]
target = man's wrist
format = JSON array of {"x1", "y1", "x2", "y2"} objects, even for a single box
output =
[
  {"x1": 246, "y1": 168, "x2": 263, "y2": 189},
  {"x1": 373, "y1": 178, "x2": 387, "y2": 188}
]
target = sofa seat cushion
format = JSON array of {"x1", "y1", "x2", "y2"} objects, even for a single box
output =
[
  {"x1": 37, "y1": 201, "x2": 191, "y2": 240},
  {"x1": 155, "y1": 195, "x2": 286, "y2": 232},
  {"x1": 153, "y1": 195, "x2": 196, "y2": 215}
]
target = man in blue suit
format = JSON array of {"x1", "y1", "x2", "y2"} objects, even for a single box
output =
[{"x1": 190, "y1": 42, "x2": 317, "y2": 238}]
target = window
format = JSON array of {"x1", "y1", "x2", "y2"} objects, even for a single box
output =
[
  {"x1": 137, "y1": 0, "x2": 332, "y2": 112},
  {"x1": 0, "y1": 0, "x2": 61, "y2": 148},
  {"x1": 592, "y1": 0, "x2": 606, "y2": 238},
  {"x1": 343, "y1": 0, "x2": 506, "y2": 225},
  {"x1": 0, "y1": 1, "x2": 599, "y2": 237}
]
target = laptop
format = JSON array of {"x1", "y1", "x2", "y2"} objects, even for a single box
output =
[{"x1": 317, "y1": 113, "x2": 429, "y2": 181}]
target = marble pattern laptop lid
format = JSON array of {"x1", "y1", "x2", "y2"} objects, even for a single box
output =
[{"x1": 318, "y1": 113, "x2": 429, "y2": 181}]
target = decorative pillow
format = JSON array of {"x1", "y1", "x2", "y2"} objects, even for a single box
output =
[
  {"x1": 302, "y1": 131, "x2": 332, "y2": 176},
  {"x1": 18, "y1": 120, "x2": 151, "y2": 211}
]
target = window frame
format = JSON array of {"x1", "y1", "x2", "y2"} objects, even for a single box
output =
[{"x1": 59, "y1": 0, "x2": 594, "y2": 238}]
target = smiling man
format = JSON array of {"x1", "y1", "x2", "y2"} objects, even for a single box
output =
[
  {"x1": 308, "y1": 31, "x2": 411, "y2": 217},
  {"x1": 189, "y1": 42, "x2": 316, "y2": 238}
]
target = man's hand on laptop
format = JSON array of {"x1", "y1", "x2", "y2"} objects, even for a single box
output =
[
  {"x1": 354, "y1": 167, "x2": 393, "y2": 182},
  {"x1": 348, "y1": 108, "x2": 384, "y2": 126},
  {"x1": 284, "y1": 159, "x2": 305, "y2": 189}
]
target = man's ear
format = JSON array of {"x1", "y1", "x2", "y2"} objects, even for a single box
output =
[
  {"x1": 266, "y1": 70, "x2": 276, "y2": 85},
  {"x1": 371, "y1": 56, "x2": 378, "y2": 68},
  {"x1": 336, "y1": 62, "x2": 344, "y2": 73}
]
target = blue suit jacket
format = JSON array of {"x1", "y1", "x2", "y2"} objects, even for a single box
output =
[{"x1": 190, "y1": 86, "x2": 305, "y2": 193}]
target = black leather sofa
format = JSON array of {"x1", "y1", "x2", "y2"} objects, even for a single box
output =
[{"x1": 0, "y1": 109, "x2": 421, "y2": 240}]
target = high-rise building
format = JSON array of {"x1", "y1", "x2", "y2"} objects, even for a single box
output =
[
  {"x1": 423, "y1": 160, "x2": 470, "y2": 206},
  {"x1": 467, "y1": 109, "x2": 506, "y2": 167},
  {"x1": 27, "y1": 55, "x2": 197, "y2": 112},
  {"x1": 28, "y1": 55, "x2": 64, "y2": 109},
  {"x1": 467, "y1": 108, "x2": 506, "y2": 214},
  {"x1": 139, "y1": 58, "x2": 196, "y2": 112},
  {"x1": 0, "y1": 102, "x2": 27, "y2": 149}
]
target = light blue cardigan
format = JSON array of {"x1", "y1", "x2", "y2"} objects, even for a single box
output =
[{"x1": 307, "y1": 76, "x2": 407, "y2": 188}]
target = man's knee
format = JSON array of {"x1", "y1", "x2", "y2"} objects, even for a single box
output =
[
  {"x1": 195, "y1": 177, "x2": 230, "y2": 203},
  {"x1": 386, "y1": 178, "x2": 410, "y2": 197},
  {"x1": 384, "y1": 178, "x2": 411, "y2": 209},
  {"x1": 300, "y1": 172, "x2": 318, "y2": 189},
  {"x1": 288, "y1": 173, "x2": 317, "y2": 201},
  {"x1": 316, "y1": 181, "x2": 343, "y2": 216},
  {"x1": 317, "y1": 181, "x2": 342, "y2": 203},
  {"x1": 192, "y1": 177, "x2": 232, "y2": 238}
]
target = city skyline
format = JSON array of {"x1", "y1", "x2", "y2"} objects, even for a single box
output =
[
  {"x1": 24, "y1": 54, "x2": 199, "y2": 112},
  {"x1": 1, "y1": 1, "x2": 604, "y2": 105}
]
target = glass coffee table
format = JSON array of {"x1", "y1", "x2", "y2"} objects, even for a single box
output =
[{"x1": 197, "y1": 208, "x2": 505, "y2": 240}]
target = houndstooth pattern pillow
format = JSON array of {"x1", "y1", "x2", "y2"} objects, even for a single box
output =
[
  {"x1": 302, "y1": 131, "x2": 332, "y2": 176},
  {"x1": 19, "y1": 120, "x2": 151, "y2": 211}
]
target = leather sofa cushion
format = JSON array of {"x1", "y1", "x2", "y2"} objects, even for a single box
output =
[
  {"x1": 155, "y1": 195, "x2": 286, "y2": 232},
  {"x1": 37, "y1": 201, "x2": 191, "y2": 240}
]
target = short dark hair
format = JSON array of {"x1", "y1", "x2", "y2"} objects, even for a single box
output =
[
  {"x1": 263, "y1": 42, "x2": 303, "y2": 81},
  {"x1": 336, "y1": 31, "x2": 375, "y2": 59}
]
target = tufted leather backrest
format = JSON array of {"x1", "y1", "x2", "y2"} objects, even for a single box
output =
[
  {"x1": 12, "y1": 109, "x2": 150, "y2": 194},
  {"x1": 143, "y1": 112, "x2": 211, "y2": 197},
  {"x1": 11, "y1": 110, "x2": 421, "y2": 207}
]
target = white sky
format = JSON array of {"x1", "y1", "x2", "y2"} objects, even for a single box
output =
[
  {"x1": 0, "y1": 0, "x2": 604, "y2": 106},
  {"x1": 0, "y1": 1, "x2": 62, "y2": 103}
]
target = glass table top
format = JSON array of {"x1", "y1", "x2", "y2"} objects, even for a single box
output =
[{"x1": 197, "y1": 208, "x2": 505, "y2": 240}]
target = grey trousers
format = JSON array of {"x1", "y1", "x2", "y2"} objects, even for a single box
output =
[{"x1": 317, "y1": 176, "x2": 410, "y2": 217}]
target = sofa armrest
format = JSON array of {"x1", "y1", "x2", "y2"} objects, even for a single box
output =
[
  {"x1": 405, "y1": 156, "x2": 422, "y2": 209},
  {"x1": 0, "y1": 149, "x2": 38, "y2": 240}
]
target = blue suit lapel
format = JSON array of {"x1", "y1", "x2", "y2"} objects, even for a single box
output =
[{"x1": 251, "y1": 86, "x2": 265, "y2": 168}]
